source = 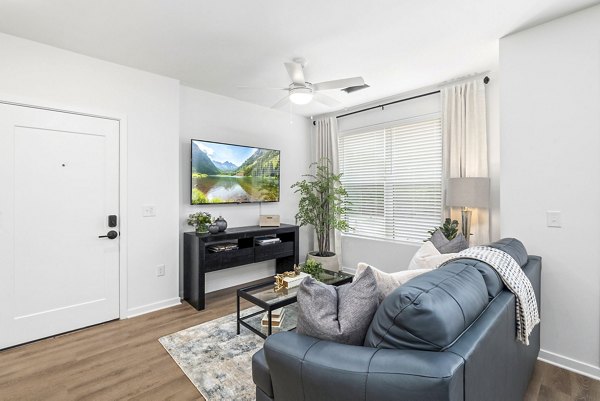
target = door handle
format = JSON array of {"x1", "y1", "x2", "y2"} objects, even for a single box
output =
[{"x1": 98, "y1": 230, "x2": 118, "y2": 239}]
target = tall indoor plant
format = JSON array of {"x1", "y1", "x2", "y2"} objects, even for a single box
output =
[{"x1": 292, "y1": 159, "x2": 350, "y2": 271}]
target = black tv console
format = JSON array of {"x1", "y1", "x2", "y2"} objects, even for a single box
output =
[{"x1": 183, "y1": 224, "x2": 300, "y2": 310}]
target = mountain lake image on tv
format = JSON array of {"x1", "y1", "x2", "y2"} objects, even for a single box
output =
[{"x1": 191, "y1": 140, "x2": 280, "y2": 204}]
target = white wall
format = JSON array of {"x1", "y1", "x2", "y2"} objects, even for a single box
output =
[
  {"x1": 0, "y1": 33, "x2": 181, "y2": 317},
  {"x1": 179, "y1": 86, "x2": 312, "y2": 293},
  {"x1": 486, "y1": 66, "x2": 501, "y2": 242},
  {"x1": 500, "y1": 5, "x2": 600, "y2": 379}
]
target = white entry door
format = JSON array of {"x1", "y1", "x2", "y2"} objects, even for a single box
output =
[{"x1": 0, "y1": 103, "x2": 120, "y2": 349}]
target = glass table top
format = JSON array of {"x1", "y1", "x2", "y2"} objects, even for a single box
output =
[{"x1": 242, "y1": 270, "x2": 353, "y2": 305}]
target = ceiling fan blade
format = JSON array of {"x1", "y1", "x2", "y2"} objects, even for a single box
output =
[
  {"x1": 313, "y1": 93, "x2": 342, "y2": 107},
  {"x1": 313, "y1": 77, "x2": 365, "y2": 91},
  {"x1": 237, "y1": 86, "x2": 287, "y2": 91},
  {"x1": 284, "y1": 62, "x2": 306, "y2": 85},
  {"x1": 271, "y1": 95, "x2": 290, "y2": 109}
]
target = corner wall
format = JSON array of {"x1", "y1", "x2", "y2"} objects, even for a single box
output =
[
  {"x1": 0, "y1": 32, "x2": 181, "y2": 317},
  {"x1": 500, "y1": 5, "x2": 600, "y2": 378},
  {"x1": 179, "y1": 86, "x2": 312, "y2": 293}
]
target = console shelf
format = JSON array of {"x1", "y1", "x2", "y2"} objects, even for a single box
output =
[{"x1": 183, "y1": 224, "x2": 299, "y2": 310}]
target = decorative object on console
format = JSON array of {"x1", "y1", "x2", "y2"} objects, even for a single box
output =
[
  {"x1": 408, "y1": 240, "x2": 459, "y2": 270},
  {"x1": 208, "y1": 223, "x2": 220, "y2": 234},
  {"x1": 207, "y1": 242, "x2": 238, "y2": 253},
  {"x1": 256, "y1": 235, "x2": 281, "y2": 246},
  {"x1": 427, "y1": 218, "x2": 459, "y2": 241},
  {"x1": 215, "y1": 215, "x2": 228, "y2": 232},
  {"x1": 297, "y1": 265, "x2": 378, "y2": 345},
  {"x1": 187, "y1": 211, "x2": 212, "y2": 233},
  {"x1": 445, "y1": 177, "x2": 490, "y2": 246},
  {"x1": 292, "y1": 159, "x2": 350, "y2": 272},
  {"x1": 301, "y1": 259, "x2": 324, "y2": 281},
  {"x1": 259, "y1": 214, "x2": 280, "y2": 227},
  {"x1": 354, "y1": 263, "x2": 432, "y2": 303}
]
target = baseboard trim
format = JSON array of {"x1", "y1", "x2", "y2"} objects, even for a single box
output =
[
  {"x1": 539, "y1": 349, "x2": 600, "y2": 380},
  {"x1": 126, "y1": 297, "x2": 181, "y2": 318}
]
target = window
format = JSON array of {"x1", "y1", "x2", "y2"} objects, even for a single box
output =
[{"x1": 338, "y1": 117, "x2": 443, "y2": 242}]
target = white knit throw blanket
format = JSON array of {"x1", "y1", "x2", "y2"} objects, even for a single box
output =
[{"x1": 444, "y1": 246, "x2": 540, "y2": 345}]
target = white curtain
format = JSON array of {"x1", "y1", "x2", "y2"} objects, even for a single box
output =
[
  {"x1": 442, "y1": 79, "x2": 490, "y2": 245},
  {"x1": 314, "y1": 117, "x2": 342, "y2": 259}
]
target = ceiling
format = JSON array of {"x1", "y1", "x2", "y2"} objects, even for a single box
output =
[{"x1": 0, "y1": 0, "x2": 597, "y2": 117}]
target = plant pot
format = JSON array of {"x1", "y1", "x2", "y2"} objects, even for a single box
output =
[
  {"x1": 306, "y1": 252, "x2": 339, "y2": 272},
  {"x1": 195, "y1": 224, "x2": 209, "y2": 234}
]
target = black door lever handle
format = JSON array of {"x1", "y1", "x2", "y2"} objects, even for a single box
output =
[{"x1": 98, "y1": 230, "x2": 118, "y2": 239}]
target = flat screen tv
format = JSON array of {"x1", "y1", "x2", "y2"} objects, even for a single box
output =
[{"x1": 191, "y1": 139, "x2": 280, "y2": 204}]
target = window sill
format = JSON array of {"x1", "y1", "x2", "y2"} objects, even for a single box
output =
[{"x1": 341, "y1": 233, "x2": 422, "y2": 248}]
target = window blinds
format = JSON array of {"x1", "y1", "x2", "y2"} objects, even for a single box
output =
[{"x1": 339, "y1": 117, "x2": 442, "y2": 242}]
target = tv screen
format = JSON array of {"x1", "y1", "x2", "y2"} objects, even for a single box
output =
[{"x1": 191, "y1": 139, "x2": 280, "y2": 204}]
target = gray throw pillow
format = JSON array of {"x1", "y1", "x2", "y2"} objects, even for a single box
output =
[
  {"x1": 430, "y1": 229, "x2": 450, "y2": 249},
  {"x1": 438, "y1": 232, "x2": 469, "y2": 254},
  {"x1": 296, "y1": 266, "x2": 379, "y2": 345}
]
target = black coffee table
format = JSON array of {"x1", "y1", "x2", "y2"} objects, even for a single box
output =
[{"x1": 236, "y1": 270, "x2": 353, "y2": 338}]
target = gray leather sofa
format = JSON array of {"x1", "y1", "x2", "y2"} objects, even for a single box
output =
[{"x1": 252, "y1": 239, "x2": 541, "y2": 401}]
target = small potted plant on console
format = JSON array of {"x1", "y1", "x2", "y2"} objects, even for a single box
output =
[{"x1": 187, "y1": 211, "x2": 212, "y2": 234}]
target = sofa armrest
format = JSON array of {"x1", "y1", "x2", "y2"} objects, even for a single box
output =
[{"x1": 262, "y1": 332, "x2": 464, "y2": 401}]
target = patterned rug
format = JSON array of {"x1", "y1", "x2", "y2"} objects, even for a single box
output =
[{"x1": 159, "y1": 305, "x2": 297, "y2": 401}]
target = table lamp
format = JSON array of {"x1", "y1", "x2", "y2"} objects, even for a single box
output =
[{"x1": 445, "y1": 177, "x2": 490, "y2": 245}]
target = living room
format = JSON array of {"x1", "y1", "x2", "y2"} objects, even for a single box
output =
[{"x1": 0, "y1": 1, "x2": 599, "y2": 400}]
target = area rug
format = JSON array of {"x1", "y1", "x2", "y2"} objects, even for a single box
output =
[{"x1": 159, "y1": 305, "x2": 297, "y2": 401}]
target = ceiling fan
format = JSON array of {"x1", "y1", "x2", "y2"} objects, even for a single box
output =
[{"x1": 240, "y1": 58, "x2": 366, "y2": 109}]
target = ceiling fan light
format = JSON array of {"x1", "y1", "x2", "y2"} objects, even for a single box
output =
[{"x1": 289, "y1": 87, "x2": 313, "y2": 105}]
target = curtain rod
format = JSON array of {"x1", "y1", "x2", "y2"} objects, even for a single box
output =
[{"x1": 312, "y1": 76, "x2": 490, "y2": 124}]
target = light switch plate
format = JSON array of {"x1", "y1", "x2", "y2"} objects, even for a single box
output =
[
  {"x1": 156, "y1": 264, "x2": 165, "y2": 277},
  {"x1": 546, "y1": 211, "x2": 561, "y2": 228}
]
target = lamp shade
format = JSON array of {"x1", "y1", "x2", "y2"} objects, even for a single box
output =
[{"x1": 446, "y1": 177, "x2": 490, "y2": 208}]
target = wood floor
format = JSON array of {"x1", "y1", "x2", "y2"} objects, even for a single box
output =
[{"x1": 0, "y1": 282, "x2": 598, "y2": 401}]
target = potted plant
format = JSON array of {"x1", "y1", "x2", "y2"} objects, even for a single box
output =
[
  {"x1": 301, "y1": 259, "x2": 324, "y2": 281},
  {"x1": 292, "y1": 159, "x2": 350, "y2": 271},
  {"x1": 427, "y1": 218, "x2": 459, "y2": 240},
  {"x1": 187, "y1": 211, "x2": 212, "y2": 233}
]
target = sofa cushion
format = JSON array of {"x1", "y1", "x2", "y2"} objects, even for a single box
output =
[
  {"x1": 443, "y1": 258, "x2": 504, "y2": 300},
  {"x1": 297, "y1": 265, "x2": 379, "y2": 345},
  {"x1": 488, "y1": 238, "x2": 528, "y2": 267},
  {"x1": 408, "y1": 241, "x2": 458, "y2": 270},
  {"x1": 354, "y1": 263, "x2": 432, "y2": 303},
  {"x1": 364, "y1": 263, "x2": 488, "y2": 351},
  {"x1": 435, "y1": 238, "x2": 529, "y2": 300}
]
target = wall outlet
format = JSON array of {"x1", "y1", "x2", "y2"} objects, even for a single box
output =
[
  {"x1": 546, "y1": 210, "x2": 562, "y2": 228},
  {"x1": 156, "y1": 264, "x2": 165, "y2": 277},
  {"x1": 142, "y1": 204, "x2": 156, "y2": 217}
]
